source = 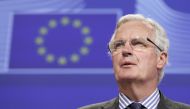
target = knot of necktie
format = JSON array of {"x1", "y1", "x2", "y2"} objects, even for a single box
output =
[{"x1": 127, "y1": 102, "x2": 145, "y2": 109}]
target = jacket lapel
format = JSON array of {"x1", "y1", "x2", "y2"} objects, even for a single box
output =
[
  {"x1": 103, "y1": 97, "x2": 119, "y2": 109},
  {"x1": 157, "y1": 91, "x2": 170, "y2": 109}
]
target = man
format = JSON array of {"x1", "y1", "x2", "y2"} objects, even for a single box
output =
[{"x1": 79, "y1": 14, "x2": 190, "y2": 109}]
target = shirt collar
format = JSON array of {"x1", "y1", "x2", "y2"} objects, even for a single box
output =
[{"x1": 119, "y1": 88, "x2": 160, "y2": 109}]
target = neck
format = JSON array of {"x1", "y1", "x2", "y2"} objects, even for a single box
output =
[{"x1": 118, "y1": 80, "x2": 157, "y2": 102}]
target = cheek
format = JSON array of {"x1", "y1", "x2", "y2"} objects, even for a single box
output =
[
  {"x1": 137, "y1": 53, "x2": 158, "y2": 75},
  {"x1": 112, "y1": 55, "x2": 121, "y2": 78},
  {"x1": 112, "y1": 56, "x2": 119, "y2": 69},
  {"x1": 138, "y1": 52, "x2": 157, "y2": 65}
]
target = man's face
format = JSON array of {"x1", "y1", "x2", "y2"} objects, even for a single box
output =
[{"x1": 112, "y1": 21, "x2": 165, "y2": 83}]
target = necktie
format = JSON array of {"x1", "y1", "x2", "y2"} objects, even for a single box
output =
[{"x1": 128, "y1": 102, "x2": 143, "y2": 109}]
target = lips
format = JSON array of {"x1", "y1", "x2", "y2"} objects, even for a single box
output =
[{"x1": 120, "y1": 61, "x2": 136, "y2": 67}]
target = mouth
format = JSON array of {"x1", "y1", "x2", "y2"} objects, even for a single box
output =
[{"x1": 120, "y1": 61, "x2": 136, "y2": 68}]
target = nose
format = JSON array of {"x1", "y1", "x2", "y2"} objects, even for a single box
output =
[
  {"x1": 122, "y1": 49, "x2": 132, "y2": 57},
  {"x1": 122, "y1": 42, "x2": 133, "y2": 57}
]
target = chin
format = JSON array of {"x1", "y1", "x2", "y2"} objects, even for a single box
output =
[
  {"x1": 114, "y1": 67, "x2": 137, "y2": 79},
  {"x1": 120, "y1": 67, "x2": 136, "y2": 75},
  {"x1": 116, "y1": 71, "x2": 137, "y2": 81}
]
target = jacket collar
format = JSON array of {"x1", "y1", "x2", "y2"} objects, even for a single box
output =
[
  {"x1": 157, "y1": 91, "x2": 169, "y2": 109},
  {"x1": 103, "y1": 97, "x2": 119, "y2": 109}
]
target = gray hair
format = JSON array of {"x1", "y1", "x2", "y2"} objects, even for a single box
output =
[{"x1": 110, "y1": 14, "x2": 169, "y2": 83}]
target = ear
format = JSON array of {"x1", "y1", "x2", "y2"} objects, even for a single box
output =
[{"x1": 157, "y1": 52, "x2": 167, "y2": 69}]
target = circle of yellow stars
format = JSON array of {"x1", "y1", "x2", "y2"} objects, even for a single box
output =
[{"x1": 34, "y1": 17, "x2": 93, "y2": 66}]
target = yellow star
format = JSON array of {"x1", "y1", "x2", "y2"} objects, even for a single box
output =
[
  {"x1": 80, "y1": 47, "x2": 89, "y2": 55},
  {"x1": 39, "y1": 27, "x2": 48, "y2": 35},
  {"x1": 37, "y1": 47, "x2": 46, "y2": 55},
  {"x1": 84, "y1": 36, "x2": 93, "y2": 45},
  {"x1": 46, "y1": 54, "x2": 55, "y2": 63},
  {"x1": 49, "y1": 19, "x2": 57, "y2": 28},
  {"x1": 61, "y1": 17, "x2": 70, "y2": 26},
  {"x1": 73, "y1": 19, "x2": 82, "y2": 28},
  {"x1": 58, "y1": 57, "x2": 67, "y2": 65},
  {"x1": 35, "y1": 37, "x2": 44, "y2": 45},
  {"x1": 81, "y1": 27, "x2": 90, "y2": 35},
  {"x1": 70, "y1": 54, "x2": 79, "y2": 63}
]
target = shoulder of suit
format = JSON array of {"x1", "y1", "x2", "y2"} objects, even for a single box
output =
[
  {"x1": 164, "y1": 97, "x2": 190, "y2": 109},
  {"x1": 78, "y1": 97, "x2": 118, "y2": 109}
]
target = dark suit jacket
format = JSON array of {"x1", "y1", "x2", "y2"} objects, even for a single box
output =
[{"x1": 79, "y1": 92, "x2": 190, "y2": 109}]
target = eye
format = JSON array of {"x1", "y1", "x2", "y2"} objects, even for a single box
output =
[
  {"x1": 131, "y1": 39, "x2": 147, "y2": 47},
  {"x1": 113, "y1": 40, "x2": 125, "y2": 49}
]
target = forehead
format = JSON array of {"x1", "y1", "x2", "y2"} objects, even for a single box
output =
[{"x1": 114, "y1": 20, "x2": 154, "y2": 40}]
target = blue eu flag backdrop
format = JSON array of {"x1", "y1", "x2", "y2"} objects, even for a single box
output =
[{"x1": 10, "y1": 12, "x2": 117, "y2": 68}]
